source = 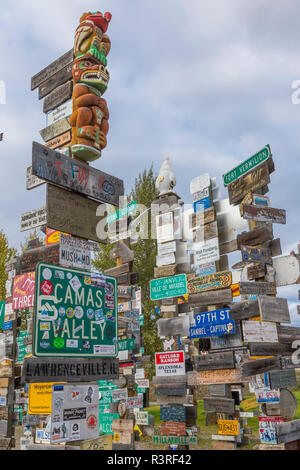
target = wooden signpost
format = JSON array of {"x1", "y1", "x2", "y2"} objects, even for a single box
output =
[{"x1": 241, "y1": 205, "x2": 286, "y2": 225}]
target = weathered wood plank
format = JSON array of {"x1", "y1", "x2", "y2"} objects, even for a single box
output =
[
  {"x1": 39, "y1": 118, "x2": 71, "y2": 142},
  {"x1": 230, "y1": 299, "x2": 260, "y2": 321},
  {"x1": 187, "y1": 288, "x2": 233, "y2": 307},
  {"x1": 154, "y1": 265, "x2": 177, "y2": 279},
  {"x1": 39, "y1": 63, "x2": 73, "y2": 100},
  {"x1": 188, "y1": 368, "x2": 248, "y2": 386},
  {"x1": 195, "y1": 351, "x2": 235, "y2": 371},
  {"x1": 154, "y1": 383, "x2": 187, "y2": 397},
  {"x1": 209, "y1": 384, "x2": 232, "y2": 398},
  {"x1": 43, "y1": 80, "x2": 73, "y2": 114},
  {"x1": 20, "y1": 243, "x2": 59, "y2": 273},
  {"x1": 203, "y1": 397, "x2": 235, "y2": 414},
  {"x1": 219, "y1": 239, "x2": 238, "y2": 256},
  {"x1": 247, "y1": 263, "x2": 266, "y2": 280},
  {"x1": 189, "y1": 208, "x2": 216, "y2": 230},
  {"x1": 152, "y1": 376, "x2": 187, "y2": 385},
  {"x1": 241, "y1": 245, "x2": 272, "y2": 265},
  {"x1": 31, "y1": 49, "x2": 73, "y2": 90},
  {"x1": 157, "y1": 316, "x2": 190, "y2": 338},
  {"x1": 258, "y1": 297, "x2": 290, "y2": 324},
  {"x1": 237, "y1": 226, "x2": 274, "y2": 248},
  {"x1": 242, "y1": 205, "x2": 286, "y2": 225},
  {"x1": 249, "y1": 342, "x2": 294, "y2": 357},
  {"x1": 268, "y1": 369, "x2": 297, "y2": 389},
  {"x1": 239, "y1": 281, "x2": 276, "y2": 296},
  {"x1": 228, "y1": 162, "x2": 271, "y2": 205},
  {"x1": 104, "y1": 263, "x2": 131, "y2": 277}
]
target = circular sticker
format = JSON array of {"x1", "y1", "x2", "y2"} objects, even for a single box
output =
[
  {"x1": 53, "y1": 337, "x2": 65, "y2": 349},
  {"x1": 42, "y1": 268, "x2": 52, "y2": 281},
  {"x1": 59, "y1": 307, "x2": 66, "y2": 318},
  {"x1": 67, "y1": 273, "x2": 72, "y2": 280},
  {"x1": 86, "y1": 414, "x2": 98, "y2": 430},
  {"x1": 86, "y1": 309, "x2": 94, "y2": 320},
  {"x1": 41, "y1": 280, "x2": 53, "y2": 296},
  {"x1": 75, "y1": 306, "x2": 84, "y2": 319},
  {"x1": 66, "y1": 308, "x2": 75, "y2": 319},
  {"x1": 105, "y1": 325, "x2": 115, "y2": 340}
]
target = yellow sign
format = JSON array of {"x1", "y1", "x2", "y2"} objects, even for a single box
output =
[
  {"x1": 134, "y1": 424, "x2": 143, "y2": 438},
  {"x1": 46, "y1": 228, "x2": 70, "y2": 246},
  {"x1": 113, "y1": 433, "x2": 120, "y2": 443},
  {"x1": 218, "y1": 420, "x2": 240, "y2": 436},
  {"x1": 28, "y1": 382, "x2": 64, "y2": 415},
  {"x1": 231, "y1": 284, "x2": 240, "y2": 298},
  {"x1": 241, "y1": 396, "x2": 259, "y2": 411}
]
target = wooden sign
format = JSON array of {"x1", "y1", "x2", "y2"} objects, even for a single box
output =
[
  {"x1": 155, "y1": 383, "x2": 187, "y2": 397},
  {"x1": 43, "y1": 80, "x2": 73, "y2": 114},
  {"x1": 39, "y1": 63, "x2": 73, "y2": 100},
  {"x1": 276, "y1": 420, "x2": 300, "y2": 444},
  {"x1": 40, "y1": 118, "x2": 71, "y2": 142},
  {"x1": 188, "y1": 288, "x2": 233, "y2": 307},
  {"x1": 31, "y1": 49, "x2": 73, "y2": 91},
  {"x1": 160, "y1": 422, "x2": 186, "y2": 437},
  {"x1": 153, "y1": 436, "x2": 197, "y2": 446},
  {"x1": 32, "y1": 142, "x2": 124, "y2": 206},
  {"x1": 242, "y1": 321, "x2": 278, "y2": 343},
  {"x1": 20, "y1": 207, "x2": 47, "y2": 232},
  {"x1": 154, "y1": 265, "x2": 177, "y2": 279},
  {"x1": 237, "y1": 226, "x2": 274, "y2": 248},
  {"x1": 268, "y1": 370, "x2": 297, "y2": 389},
  {"x1": 203, "y1": 397, "x2": 235, "y2": 414},
  {"x1": 272, "y1": 255, "x2": 300, "y2": 287},
  {"x1": 44, "y1": 130, "x2": 72, "y2": 150},
  {"x1": 217, "y1": 420, "x2": 240, "y2": 436},
  {"x1": 223, "y1": 145, "x2": 272, "y2": 187},
  {"x1": 26, "y1": 166, "x2": 45, "y2": 191},
  {"x1": 189, "y1": 208, "x2": 215, "y2": 230},
  {"x1": 279, "y1": 389, "x2": 298, "y2": 420},
  {"x1": 210, "y1": 321, "x2": 243, "y2": 350},
  {"x1": 191, "y1": 237, "x2": 220, "y2": 265},
  {"x1": 242, "y1": 357, "x2": 281, "y2": 378},
  {"x1": 157, "y1": 316, "x2": 190, "y2": 338},
  {"x1": 247, "y1": 263, "x2": 266, "y2": 280},
  {"x1": 196, "y1": 352, "x2": 235, "y2": 371},
  {"x1": 23, "y1": 358, "x2": 119, "y2": 383},
  {"x1": 239, "y1": 282, "x2": 276, "y2": 296},
  {"x1": 209, "y1": 384, "x2": 232, "y2": 398},
  {"x1": 240, "y1": 397, "x2": 259, "y2": 411},
  {"x1": 241, "y1": 246, "x2": 272, "y2": 265},
  {"x1": 249, "y1": 342, "x2": 294, "y2": 357},
  {"x1": 46, "y1": 184, "x2": 106, "y2": 243},
  {"x1": 242, "y1": 205, "x2": 286, "y2": 225},
  {"x1": 47, "y1": 99, "x2": 73, "y2": 126},
  {"x1": 20, "y1": 244, "x2": 59, "y2": 274},
  {"x1": 152, "y1": 376, "x2": 187, "y2": 385},
  {"x1": 160, "y1": 405, "x2": 186, "y2": 422},
  {"x1": 190, "y1": 174, "x2": 211, "y2": 194},
  {"x1": 112, "y1": 419, "x2": 134, "y2": 434},
  {"x1": 187, "y1": 271, "x2": 232, "y2": 294},
  {"x1": 228, "y1": 162, "x2": 271, "y2": 205},
  {"x1": 157, "y1": 241, "x2": 177, "y2": 257},
  {"x1": 258, "y1": 296, "x2": 290, "y2": 323},
  {"x1": 81, "y1": 435, "x2": 112, "y2": 451},
  {"x1": 188, "y1": 368, "x2": 248, "y2": 386}
]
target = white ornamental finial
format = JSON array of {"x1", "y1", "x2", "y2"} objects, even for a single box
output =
[{"x1": 156, "y1": 156, "x2": 178, "y2": 197}]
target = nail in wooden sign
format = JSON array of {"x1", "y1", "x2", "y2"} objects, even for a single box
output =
[
  {"x1": 241, "y1": 245, "x2": 272, "y2": 265},
  {"x1": 227, "y1": 162, "x2": 271, "y2": 205},
  {"x1": 242, "y1": 205, "x2": 286, "y2": 225},
  {"x1": 187, "y1": 271, "x2": 232, "y2": 294},
  {"x1": 31, "y1": 49, "x2": 73, "y2": 91},
  {"x1": 223, "y1": 145, "x2": 272, "y2": 187},
  {"x1": 32, "y1": 142, "x2": 124, "y2": 206},
  {"x1": 46, "y1": 184, "x2": 106, "y2": 243}
]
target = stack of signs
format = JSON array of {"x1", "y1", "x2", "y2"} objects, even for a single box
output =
[
  {"x1": 221, "y1": 145, "x2": 299, "y2": 449},
  {"x1": 152, "y1": 160, "x2": 198, "y2": 450}
]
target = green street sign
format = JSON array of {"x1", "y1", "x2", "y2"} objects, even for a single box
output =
[
  {"x1": 107, "y1": 201, "x2": 137, "y2": 225},
  {"x1": 118, "y1": 338, "x2": 135, "y2": 352},
  {"x1": 222, "y1": 145, "x2": 271, "y2": 187},
  {"x1": 150, "y1": 274, "x2": 187, "y2": 301},
  {"x1": 33, "y1": 263, "x2": 118, "y2": 358},
  {"x1": 0, "y1": 302, "x2": 5, "y2": 329}
]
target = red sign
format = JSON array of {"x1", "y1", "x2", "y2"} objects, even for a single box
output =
[
  {"x1": 155, "y1": 351, "x2": 185, "y2": 377},
  {"x1": 12, "y1": 273, "x2": 35, "y2": 310}
]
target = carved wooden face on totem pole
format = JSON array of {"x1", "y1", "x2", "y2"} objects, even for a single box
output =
[{"x1": 69, "y1": 11, "x2": 112, "y2": 162}]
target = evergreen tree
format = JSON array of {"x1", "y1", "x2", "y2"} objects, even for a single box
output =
[{"x1": 0, "y1": 230, "x2": 16, "y2": 301}]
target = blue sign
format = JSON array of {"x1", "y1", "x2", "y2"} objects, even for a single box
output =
[
  {"x1": 194, "y1": 197, "x2": 211, "y2": 213},
  {"x1": 190, "y1": 309, "x2": 235, "y2": 339},
  {"x1": 2, "y1": 321, "x2": 12, "y2": 331}
]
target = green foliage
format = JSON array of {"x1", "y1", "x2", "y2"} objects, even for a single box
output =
[
  {"x1": 20, "y1": 228, "x2": 45, "y2": 254},
  {"x1": 93, "y1": 242, "x2": 116, "y2": 273},
  {"x1": 0, "y1": 229, "x2": 16, "y2": 301}
]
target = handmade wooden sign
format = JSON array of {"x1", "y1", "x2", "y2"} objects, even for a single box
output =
[
  {"x1": 239, "y1": 281, "x2": 276, "y2": 296},
  {"x1": 160, "y1": 405, "x2": 186, "y2": 423},
  {"x1": 268, "y1": 370, "x2": 297, "y2": 389},
  {"x1": 80, "y1": 435, "x2": 112, "y2": 451},
  {"x1": 196, "y1": 351, "x2": 235, "y2": 371},
  {"x1": 44, "y1": 81, "x2": 73, "y2": 114},
  {"x1": 33, "y1": 263, "x2": 117, "y2": 358},
  {"x1": 188, "y1": 288, "x2": 233, "y2": 307},
  {"x1": 276, "y1": 420, "x2": 300, "y2": 444},
  {"x1": 155, "y1": 383, "x2": 187, "y2": 397},
  {"x1": 272, "y1": 255, "x2": 300, "y2": 287},
  {"x1": 242, "y1": 357, "x2": 281, "y2": 378},
  {"x1": 203, "y1": 398, "x2": 235, "y2": 414},
  {"x1": 242, "y1": 205, "x2": 286, "y2": 225},
  {"x1": 20, "y1": 207, "x2": 47, "y2": 232},
  {"x1": 237, "y1": 226, "x2": 274, "y2": 248},
  {"x1": 157, "y1": 316, "x2": 190, "y2": 338},
  {"x1": 150, "y1": 274, "x2": 187, "y2": 301},
  {"x1": 223, "y1": 145, "x2": 272, "y2": 187},
  {"x1": 46, "y1": 184, "x2": 106, "y2": 243},
  {"x1": 39, "y1": 62, "x2": 73, "y2": 100},
  {"x1": 279, "y1": 389, "x2": 298, "y2": 420},
  {"x1": 240, "y1": 397, "x2": 259, "y2": 411},
  {"x1": 31, "y1": 50, "x2": 74, "y2": 91},
  {"x1": 217, "y1": 420, "x2": 240, "y2": 436},
  {"x1": 258, "y1": 296, "x2": 290, "y2": 324},
  {"x1": 242, "y1": 321, "x2": 278, "y2": 343},
  {"x1": 189, "y1": 208, "x2": 216, "y2": 230},
  {"x1": 32, "y1": 142, "x2": 124, "y2": 206},
  {"x1": 247, "y1": 263, "x2": 266, "y2": 280},
  {"x1": 23, "y1": 357, "x2": 119, "y2": 383},
  {"x1": 153, "y1": 436, "x2": 197, "y2": 445},
  {"x1": 40, "y1": 117, "x2": 71, "y2": 142},
  {"x1": 20, "y1": 244, "x2": 59, "y2": 274},
  {"x1": 45, "y1": 131, "x2": 72, "y2": 150},
  {"x1": 26, "y1": 166, "x2": 45, "y2": 191},
  {"x1": 249, "y1": 342, "x2": 294, "y2": 357},
  {"x1": 241, "y1": 246, "x2": 272, "y2": 265},
  {"x1": 228, "y1": 161, "x2": 271, "y2": 205},
  {"x1": 210, "y1": 322, "x2": 243, "y2": 350},
  {"x1": 160, "y1": 422, "x2": 186, "y2": 437},
  {"x1": 188, "y1": 368, "x2": 248, "y2": 386},
  {"x1": 187, "y1": 271, "x2": 232, "y2": 294}
]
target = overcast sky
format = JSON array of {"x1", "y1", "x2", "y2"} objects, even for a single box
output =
[{"x1": 0, "y1": 0, "x2": 299, "y2": 320}]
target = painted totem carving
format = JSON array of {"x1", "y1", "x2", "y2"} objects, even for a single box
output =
[{"x1": 69, "y1": 11, "x2": 112, "y2": 162}]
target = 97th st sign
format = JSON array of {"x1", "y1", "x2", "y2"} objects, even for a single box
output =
[{"x1": 33, "y1": 263, "x2": 118, "y2": 358}]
